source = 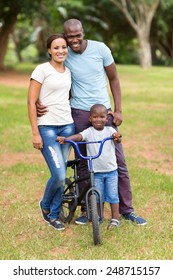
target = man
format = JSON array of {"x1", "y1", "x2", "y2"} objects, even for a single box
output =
[{"x1": 38, "y1": 19, "x2": 147, "y2": 225}]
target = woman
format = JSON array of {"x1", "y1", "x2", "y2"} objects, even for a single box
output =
[{"x1": 28, "y1": 33, "x2": 74, "y2": 230}]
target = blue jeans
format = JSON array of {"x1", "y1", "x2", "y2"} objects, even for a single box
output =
[
  {"x1": 94, "y1": 170, "x2": 119, "y2": 204},
  {"x1": 39, "y1": 124, "x2": 74, "y2": 220}
]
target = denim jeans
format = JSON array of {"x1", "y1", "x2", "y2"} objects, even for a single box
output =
[
  {"x1": 94, "y1": 170, "x2": 119, "y2": 204},
  {"x1": 39, "y1": 123, "x2": 74, "y2": 220}
]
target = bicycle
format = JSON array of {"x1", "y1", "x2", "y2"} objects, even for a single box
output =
[{"x1": 59, "y1": 136, "x2": 113, "y2": 245}]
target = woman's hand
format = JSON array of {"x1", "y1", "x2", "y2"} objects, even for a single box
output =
[{"x1": 33, "y1": 134, "x2": 43, "y2": 150}]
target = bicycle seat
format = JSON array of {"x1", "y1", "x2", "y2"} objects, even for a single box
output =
[{"x1": 67, "y1": 158, "x2": 80, "y2": 168}]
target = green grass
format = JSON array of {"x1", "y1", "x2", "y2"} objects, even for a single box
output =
[{"x1": 0, "y1": 64, "x2": 172, "y2": 260}]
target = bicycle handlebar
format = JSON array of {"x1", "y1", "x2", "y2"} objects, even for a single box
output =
[{"x1": 65, "y1": 136, "x2": 113, "y2": 160}]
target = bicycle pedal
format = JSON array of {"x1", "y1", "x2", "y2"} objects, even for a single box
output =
[{"x1": 62, "y1": 193, "x2": 74, "y2": 201}]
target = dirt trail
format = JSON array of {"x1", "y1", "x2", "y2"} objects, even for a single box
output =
[{"x1": 0, "y1": 70, "x2": 29, "y2": 87}]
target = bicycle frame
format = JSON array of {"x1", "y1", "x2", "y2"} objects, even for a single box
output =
[{"x1": 65, "y1": 136, "x2": 113, "y2": 221}]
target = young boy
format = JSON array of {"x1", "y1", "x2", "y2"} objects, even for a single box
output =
[{"x1": 57, "y1": 104, "x2": 122, "y2": 229}]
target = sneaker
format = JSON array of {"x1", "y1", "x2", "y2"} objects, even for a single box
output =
[
  {"x1": 39, "y1": 201, "x2": 50, "y2": 223},
  {"x1": 75, "y1": 212, "x2": 88, "y2": 225},
  {"x1": 122, "y1": 212, "x2": 147, "y2": 225},
  {"x1": 49, "y1": 219, "x2": 65, "y2": 230},
  {"x1": 108, "y1": 219, "x2": 120, "y2": 230}
]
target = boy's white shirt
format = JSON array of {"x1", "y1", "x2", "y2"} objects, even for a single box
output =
[{"x1": 80, "y1": 126, "x2": 118, "y2": 172}]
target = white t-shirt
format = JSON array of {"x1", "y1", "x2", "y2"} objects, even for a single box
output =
[
  {"x1": 80, "y1": 126, "x2": 118, "y2": 172},
  {"x1": 31, "y1": 62, "x2": 73, "y2": 126}
]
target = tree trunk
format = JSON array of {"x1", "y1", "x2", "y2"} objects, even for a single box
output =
[
  {"x1": 0, "y1": 3, "x2": 18, "y2": 70},
  {"x1": 0, "y1": 21, "x2": 17, "y2": 70},
  {"x1": 138, "y1": 35, "x2": 152, "y2": 68},
  {"x1": 110, "y1": 0, "x2": 160, "y2": 68},
  {"x1": 11, "y1": 33, "x2": 23, "y2": 62},
  {"x1": 0, "y1": 28, "x2": 10, "y2": 70}
]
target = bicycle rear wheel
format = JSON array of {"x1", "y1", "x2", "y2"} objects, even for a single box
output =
[
  {"x1": 90, "y1": 194, "x2": 101, "y2": 245},
  {"x1": 59, "y1": 178, "x2": 77, "y2": 223}
]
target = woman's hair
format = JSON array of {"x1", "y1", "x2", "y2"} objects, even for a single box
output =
[{"x1": 46, "y1": 33, "x2": 67, "y2": 57}]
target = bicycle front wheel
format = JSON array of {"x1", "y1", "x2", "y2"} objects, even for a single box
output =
[{"x1": 90, "y1": 194, "x2": 101, "y2": 245}]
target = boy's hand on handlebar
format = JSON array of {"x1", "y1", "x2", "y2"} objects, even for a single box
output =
[
  {"x1": 56, "y1": 136, "x2": 66, "y2": 144},
  {"x1": 112, "y1": 132, "x2": 122, "y2": 143}
]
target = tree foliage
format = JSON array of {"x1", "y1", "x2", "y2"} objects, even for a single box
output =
[
  {"x1": 107, "y1": 0, "x2": 160, "y2": 68},
  {"x1": 0, "y1": 0, "x2": 62, "y2": 69},
  {"x1": 0, "y1": 0, "x2": 44, "y2": 69},
  {"x1": 0, "y1": 0, "x2": 173, "y2": 69},
  {"x1": 151, "y1": 0, "x2": 173, "y2": 65}
]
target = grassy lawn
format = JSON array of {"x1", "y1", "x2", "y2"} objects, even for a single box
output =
[{"x1": 0, "y1": 64, "x2": 172, "y2": 260}]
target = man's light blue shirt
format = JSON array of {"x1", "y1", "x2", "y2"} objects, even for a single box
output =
[{"x1": 65, "y1": 40, "x2": 114, "y2": 111}]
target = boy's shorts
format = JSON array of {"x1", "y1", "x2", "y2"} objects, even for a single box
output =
[{"x1": 94, "y1": 169, "x2": 119, "y2": 204}]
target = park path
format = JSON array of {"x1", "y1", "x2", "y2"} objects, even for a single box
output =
[{"x1": 0, "y1": 70, "x2": 29, "y2": 87}]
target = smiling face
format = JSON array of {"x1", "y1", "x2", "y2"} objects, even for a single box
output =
[
  {"x1": 64, "y1": 20, "x2": 86, "y2": 54},
  {"x1": 89, "y1": 105, "x2": 108, "y2": 131},
  {"x1": 48, "y1": 38, "x2": 68, "y2": 63}
]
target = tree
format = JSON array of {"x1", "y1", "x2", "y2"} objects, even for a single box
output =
[
  {"x1": 151, "y1": 0, "x2": 173, "y2": 65},
  {"x1": 0, "y1": 1, "x2": 20, "y2": 70},
  {"x1": 0, "y1": 0, "x2": 56, "y2": 70},
  {"x1": 110, "y1": 0, "x2": 160, "y2": 68}
]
